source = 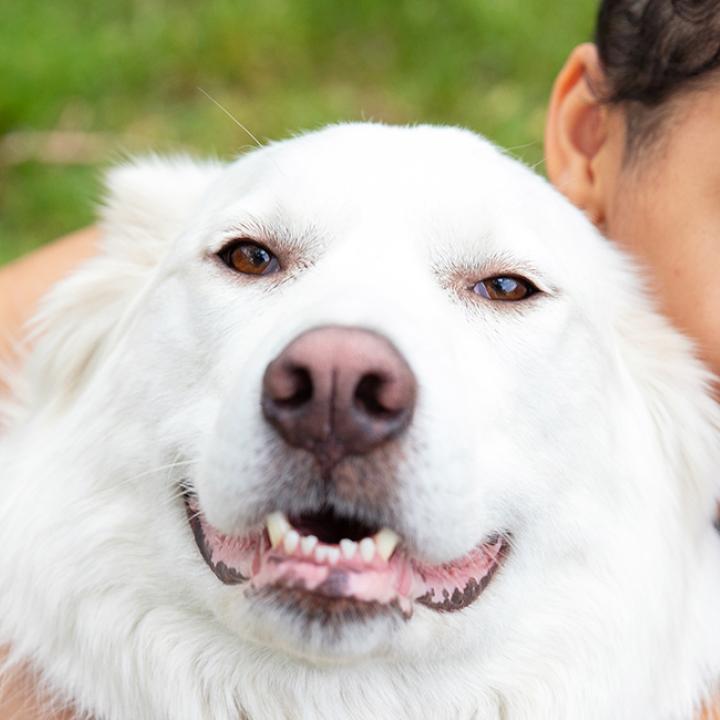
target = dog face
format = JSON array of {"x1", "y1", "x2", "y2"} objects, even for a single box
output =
[
  {"x1": 74, "y1": 124, "x2": 692, "y2": 652},
  {"x1": 4, "y1": 124, "x2": 720, "y2": 718}
]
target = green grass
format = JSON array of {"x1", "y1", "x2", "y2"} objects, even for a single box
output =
[{"x1": 0, "y1": 0, "x2": 596, "y2": 265}]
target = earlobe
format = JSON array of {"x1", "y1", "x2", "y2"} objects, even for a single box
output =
[{"x1": 544, "y1": 43, "x2": 612, "y2": 228}]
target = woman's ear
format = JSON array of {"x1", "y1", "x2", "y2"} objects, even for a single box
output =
[{"x1": 544, "y1": 43, "x2": 619, "y2": 229}]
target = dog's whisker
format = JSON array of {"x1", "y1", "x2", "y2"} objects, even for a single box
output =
[
  {"x1": 108, "y1": 459, "x2": 198, "y2": 489},
  {"x1": 197, "y1": 87, "x2": 263, "y2": 150},
  {"x1": 69, "y1": 459, "x2": 198, "y2": 506},
  {"x1": 165, "y1": 489, "x2": 195, "y2": 505}
]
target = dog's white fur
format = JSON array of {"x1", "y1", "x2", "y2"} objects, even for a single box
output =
[{"x1": 1, "y1": 124, "x2": 719, "y2": 720}]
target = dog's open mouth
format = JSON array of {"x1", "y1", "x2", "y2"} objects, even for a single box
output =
[{"x1": 185, "y1": 495, "x2": 508, "y2": 618}]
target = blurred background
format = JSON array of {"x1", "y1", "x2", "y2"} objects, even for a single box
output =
[{"x1": 0, "y1": 0, "x2": 595, "y2": 265}]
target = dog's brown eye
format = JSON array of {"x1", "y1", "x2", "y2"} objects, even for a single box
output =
[
  {"x1": 473, "y1": 276, "x2": 538, "y2": 301},
  {"x1": 220, "y1": 240, "x2": 280, "y2": 276}
]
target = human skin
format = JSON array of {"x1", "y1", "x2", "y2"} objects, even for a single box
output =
[
  {"x1": 1, "y1": 44, "x2": 719, "y2": 719},
  {"x1": 545, "y1": 43, "x2": 720, "y2": 398},
  {"x1": 0, "y1": 227, "x2": 99, "y2": 371}
]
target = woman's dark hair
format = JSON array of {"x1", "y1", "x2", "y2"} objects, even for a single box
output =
[{"x1": 595, "y1": 0, "x2": 720, "y2": 155}]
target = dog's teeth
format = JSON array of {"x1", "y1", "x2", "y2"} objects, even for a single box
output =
[
  {"x1": 326, "y1": 547, "x2": 340, "y2": 565},
  {"x1": 315, "y1": 546, "x2": 330, "y2": 563},
  {"x1": 359, "y1": 537, "x2": 376, "y2": 563},
  {"x1": 398, "y1": 595, "x2": 413, "y2": 618},
  {"x1": 374, "y1": 528, "x2": 400, "y2": 561},
  {"x1": 283, "y1": 529, "x2": 300, "y2": 554},
  {"x1": 340, "y1": 539, "x2": 357, "y2": 559},
  {"x1": 267, "y1": 512, "x2": 290, "y2": 548},
  {"x1": 300, "y1": 535, "x2": 318, "y2": 556}
]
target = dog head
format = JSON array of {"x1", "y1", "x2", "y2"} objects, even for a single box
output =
[{"x1": 7, "y1": 124, "x2": 720, "y2": 716}]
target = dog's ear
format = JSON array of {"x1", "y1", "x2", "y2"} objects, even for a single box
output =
[
  {"x1": 5, "y1": 156, "x2": 223, "y2": 417},
  {"x1": 100, "y1": 155, "x2": 224, "y2": 265}
]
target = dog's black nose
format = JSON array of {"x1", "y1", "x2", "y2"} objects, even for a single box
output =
[{"x1": 262, "y1": 327, "x2": 416, "y2": 467}]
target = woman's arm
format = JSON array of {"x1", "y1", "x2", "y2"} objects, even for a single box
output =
[
  {"x1": 0, "y1": 649, "x2": 76, "y2": 720},
  {"x1": 0, "y1": 227, "x2": 99, "y2": 366},
  {"x1": 0, "y1": 228, "x2": 97, "y2": 719}
]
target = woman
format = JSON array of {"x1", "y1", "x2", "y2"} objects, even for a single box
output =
[
  {"x1": 545, "y1": 0, "x2": 720, "y2": 394},
  {"x1": 1, "y1": 0, "x2": 718, "y2": 716}
]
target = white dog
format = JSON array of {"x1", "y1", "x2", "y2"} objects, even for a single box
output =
[{"x1": 1, "y1": 124, "x2": 719, "y2": 720}]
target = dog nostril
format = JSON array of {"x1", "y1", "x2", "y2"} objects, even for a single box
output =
[
  {"x1": 273, "y1": 366, "x2": 313, "y2": 409},
  {"x1": 354, "y1": 374, "x2": 397, "y2": 418},
  {"x1": 263, "y1": 327, "x2": 417, "y2": 460}
]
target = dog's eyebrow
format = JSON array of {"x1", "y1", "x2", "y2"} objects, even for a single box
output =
[
  {"x1": 207, "y1": 215, "x2": 321, "y2": 255},
  {"x1": 433, "y1": 252, "x2": 559, "y2": 295}
]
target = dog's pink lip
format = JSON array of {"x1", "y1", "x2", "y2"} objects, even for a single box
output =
[{"x1": 184, "y1": 495, "x2": 508, "y2": 616}]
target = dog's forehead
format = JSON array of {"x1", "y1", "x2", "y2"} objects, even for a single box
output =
[
  {"x1": 192, "y1": 123, "x2": 600, "y2": 283},
  {"x1": 214, "y1": 126, "x2": 529, "y2": 211}
]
